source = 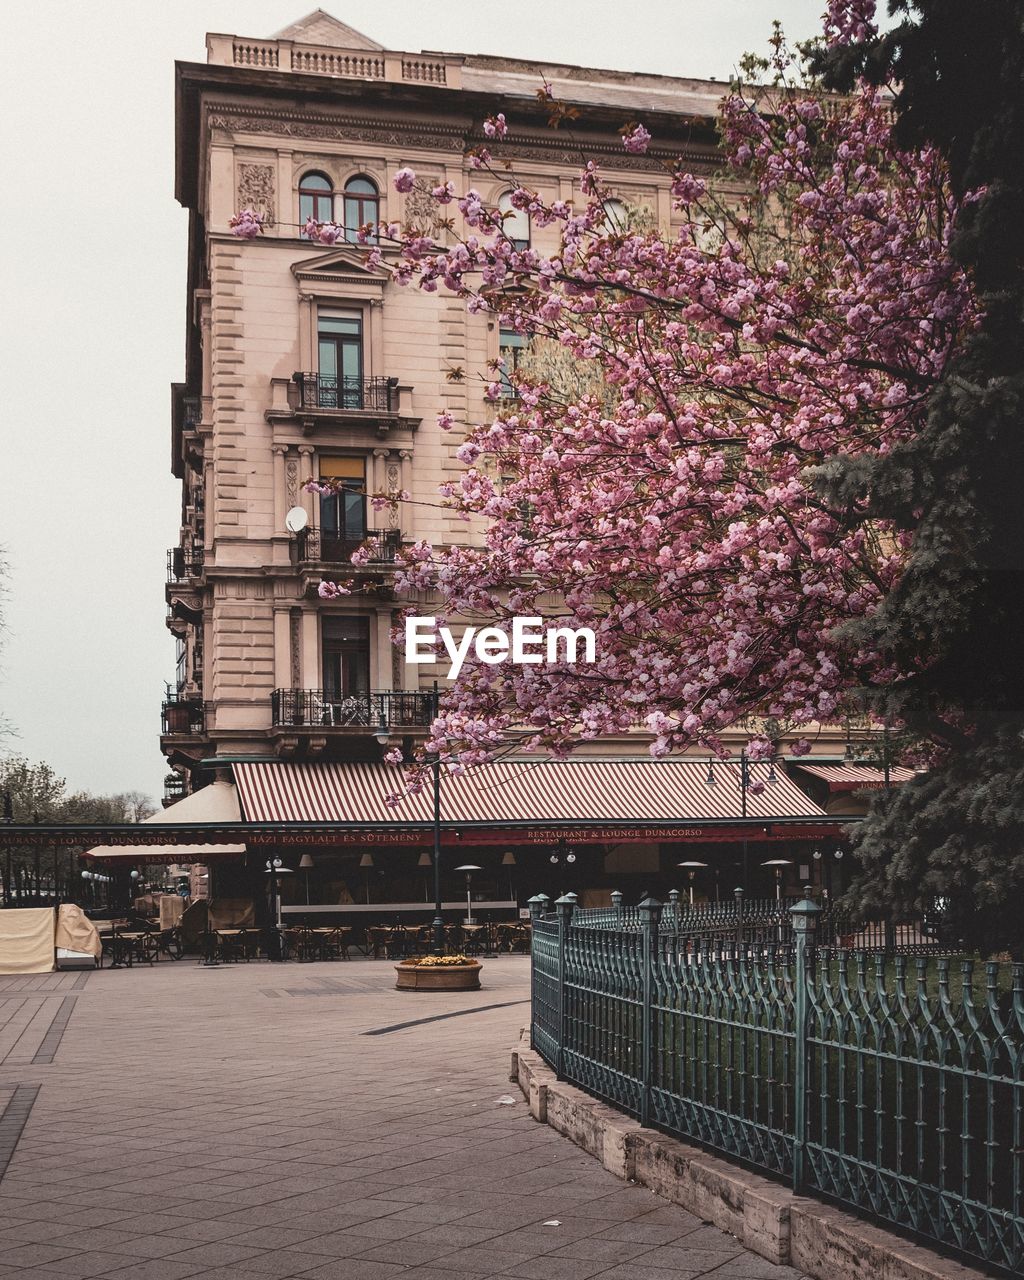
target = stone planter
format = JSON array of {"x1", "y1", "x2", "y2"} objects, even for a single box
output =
[{"x1": 394, "y1": 961, "x2": 481, "y2": 991}]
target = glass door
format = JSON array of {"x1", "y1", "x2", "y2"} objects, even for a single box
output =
[{"x1": 318, "y1": 311, "x2": 363, "y2": 408}]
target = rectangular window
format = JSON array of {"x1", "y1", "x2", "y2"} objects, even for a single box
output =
[
  {"x1": 317, "y1": 310, "x2": 364, "y2": 408},
  {"x1": 321, "y1": 616, "x2": 370, "y2": 712},
  {"x1": 499, "y1": 328, "x2": 526, "y2": 398},
  {"x1": 318, "y1": 456, "x2": 366, "y2": 558}
]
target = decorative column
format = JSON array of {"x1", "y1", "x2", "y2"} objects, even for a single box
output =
[
  {"x1": 272, "y1": 444, "x2": 287, "y2": 535},
  {"x1": 371, "y1": 448, "x2": 390, "y2": 531},
  {"x1": 298, "y1": 445, "x2": 315, "y2": 524}
]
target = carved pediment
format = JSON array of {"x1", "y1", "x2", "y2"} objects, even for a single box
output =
[{"x1": 291, "y1": 246, "x2": 390, "y2": 285}]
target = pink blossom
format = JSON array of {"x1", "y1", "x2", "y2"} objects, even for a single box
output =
[
  {"x1": 317, "y1": 581, "x2": 350, "y2": 600},
  {"x1": 483, "y1": 113, "x2": 508, "y2": 140},
  {"x1": 394, "y1": 168, "x2": 416, "y2": 193},
  {"x1": 622, "y1": 124, "x2": 651, "y2": 154},
  {"x1": 229, "y1": 209, "x2": 264, "y2": 239}
]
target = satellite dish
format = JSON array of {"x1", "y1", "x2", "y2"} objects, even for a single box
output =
[{"x1": 285, "y1": 506, "x2": 308, "y2": 533}]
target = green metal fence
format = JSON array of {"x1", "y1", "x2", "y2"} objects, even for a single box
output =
[{"x1": 529, "y1": 893, "x2": 1024, "y2": 1276}]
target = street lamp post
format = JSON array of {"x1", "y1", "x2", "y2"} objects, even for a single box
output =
[
  {"x1": 376, "y1": 681, "x2": 446, "y2": 956},
  {"x1": 706, "y1": 751, "x2": 777, "y2": 892}
]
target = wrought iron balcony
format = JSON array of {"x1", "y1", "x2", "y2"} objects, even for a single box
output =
[
  {"x1": 293, "y1": 373, "x2": 398, "y2": 413},
  {"x1": 296, "y1": 528, "x2": 402, "y2": 565},
  {"x1": 161, "y1": 696, "x2": 209, "y2": 736},
  {"x1": 167, "y1": 546, "x2": 203, "y2": 583},
  {"x1": 271, "y1": 689, "x2": 435, "y2": 730},
  {"x1": 162, "y1": 773, "x2": 186, "y2": 806}
]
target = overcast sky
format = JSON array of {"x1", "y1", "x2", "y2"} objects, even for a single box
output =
[{"x1": 0, "y1": 0, "x2": 843, "y2": 805}]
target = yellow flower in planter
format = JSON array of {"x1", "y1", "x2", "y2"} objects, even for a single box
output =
[{"x1": 414, "y1": 954, "x2": 474, "y2": 967}]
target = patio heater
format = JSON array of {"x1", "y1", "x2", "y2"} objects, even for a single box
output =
[
  {"x1": 676, "y1": 861, "x2": 708, "y2": 906},
  {"x1": 455, "y1": 865, "x2": 482, "y2": 924},
  {"x1": 762, "y1": 858, "x2": 793, "y2": 901}
]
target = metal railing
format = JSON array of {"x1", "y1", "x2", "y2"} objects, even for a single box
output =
[
  {"x1": 530, "y1": 894, "x2": 1024, "y2": 1276},
  {"x1": 293, "y1": 373, "x2": 398, "y2": 413},
  {"x1": 161, "y1": 697, "x2": 209, "y2": 735},
  {"x1": 270, "y1": 688, "x2": 435, "y2": 729},
  {"x1": 166, "y1": 546, "x2": 203, "y2": 583},
  {"x1": 297, "y1": 528, "x2": 402, "y2": 565},
  {"x1": 580, "y1": 889, "x2": 949, "y2": 955}
]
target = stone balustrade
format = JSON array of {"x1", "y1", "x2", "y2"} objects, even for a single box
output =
[{"x1": 206, "y1": 33, "x2": 462, "y2": 88}]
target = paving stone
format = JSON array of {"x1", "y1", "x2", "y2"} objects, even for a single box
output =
[{"x1": 0, "y1": 960, "x2": 798, "y2": 1280}]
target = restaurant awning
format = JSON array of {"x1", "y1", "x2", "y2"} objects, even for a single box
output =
[
  {"x1": 795, "y1": 763, "x2": 917, "y2": 793},
  {"x1": 84, "y1": 781, "x2": 246, "y2": 864},
  {"x1": 233, "y1": 759, "x2": 839, "y2": 844}
]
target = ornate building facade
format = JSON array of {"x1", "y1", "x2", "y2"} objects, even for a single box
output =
[{"x1": 160, "y1": 11, "x2": 893, "y2": 910}]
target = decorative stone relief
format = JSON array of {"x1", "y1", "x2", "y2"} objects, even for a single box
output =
[
  {"x1": 286, "y1": 459, "x2": 299, "y2": 508},
  {"x1": 391, "y1": 612, "x2": 403, "y2": 688},
  {"x1": 237, "y1": 163, "x2": 276, "y2": 225},
  {"x1": 386, "y1": 460, "x2": 401, "y2": 528},
  {"x1": 210, "y1": 110, "x2": 465, "y2": 154},
  {"x1": 289, "y1": 609, "x2": 301, "y2": 687},
  {"x1": 405, "y1": 179, "x2": 443, "y2": 233}
]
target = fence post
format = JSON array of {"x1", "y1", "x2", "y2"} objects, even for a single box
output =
[
  {"x1": 610, "y1": 889, "x2": 623, "y2": 924},
  {"x1": 638, "y1": 895, "x2": 662, "y2": 1128},
  {"x1": 734, "y1": 886, "x2": 745, "y2": 955},
  {"x1": 555, "y1": 893, "x2": 577, "y2": 1081},
  {"x1": 527, "y1": 895, "x2": 548, "y2": 1052},
  {"x1": 790, "y1": 891, "x2": 821, "y2": 1195},
  {"x1": 667, "y1": 887, "x2": 680, "y2": 928}
]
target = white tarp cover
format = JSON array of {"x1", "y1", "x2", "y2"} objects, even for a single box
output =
[{"x1": 0, "y1": 908, "x2": 55, "y2": 974}]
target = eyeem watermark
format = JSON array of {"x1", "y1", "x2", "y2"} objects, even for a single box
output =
[{"x1": 405, "y1": 616, "x2": 597, "y2": 679}]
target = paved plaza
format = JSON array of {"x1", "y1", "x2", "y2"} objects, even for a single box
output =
[{"x1": 0, "y1": 958, "x2": 807, "y2": 1280}]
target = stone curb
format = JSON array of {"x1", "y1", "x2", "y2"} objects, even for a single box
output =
[{"x1": 510, "y1": 1041, "x2": 987, "y2": 1280}]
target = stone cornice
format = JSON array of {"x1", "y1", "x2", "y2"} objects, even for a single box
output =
[{"x1": 205, "y1": 101, "x2": 720, "y2": 173}]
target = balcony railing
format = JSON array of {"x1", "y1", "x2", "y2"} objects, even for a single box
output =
[
  {"x1": 293, "y1": 373, "x2": 398, "y2": 413},
  {"x1": 297, "y1": 528, "x2": 402, "y2": 565},
  {"x1": 167, "y1": 546, "x2": 203, "y2": 583},
  {"x1": 161, "y1": 696, "x2": 209, "y2": 735},
  {"x1": 271, "y1": 689, "x2": 435, "y2": 730}
]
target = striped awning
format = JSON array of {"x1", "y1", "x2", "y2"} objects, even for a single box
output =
[
  {"x1": 796, "y1": 763, "x2": 916, "y2": 793},
  {"x1": 233, "y1": 759, "x2": 830, "y2": 830}
]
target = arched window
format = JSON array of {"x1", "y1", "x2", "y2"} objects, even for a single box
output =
[
  {"x1": 343, "y1": 176, "x2": 380, "y2": 243},
  {"x1": 299, "y1": 172, "x2": 333, "y2": 234},
  {"x1": 498, "y1": 191, "x2": 530, "y2": 251},
  {"x1": 599, "y1": 198, "x2": 627, "y2": 235}
]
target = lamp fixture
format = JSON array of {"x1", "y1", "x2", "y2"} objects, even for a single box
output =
[{"x1": 705, "y1": 758, "x2": 717, "y2": 787}]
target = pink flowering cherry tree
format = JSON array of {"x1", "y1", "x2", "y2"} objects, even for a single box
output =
[
  {"x1": 232, "y1": 7, "x2": 978, "y2": 774},
  {"x1": 372, "y1": 70, "x2": 977, "y2": 766}
]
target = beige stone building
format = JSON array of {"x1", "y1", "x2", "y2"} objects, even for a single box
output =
[{"x1": 162, "y1": 11, "x2": 895, "y2": 911}]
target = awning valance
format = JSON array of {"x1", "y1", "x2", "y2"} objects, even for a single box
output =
[{"x1": 795, "y1": 764, "x2": 916, "y2": 793}]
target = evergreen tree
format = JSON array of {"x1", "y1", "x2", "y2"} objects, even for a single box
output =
[{"x1": 814, "y1": 1, "x2": 1024, "y2": 952}]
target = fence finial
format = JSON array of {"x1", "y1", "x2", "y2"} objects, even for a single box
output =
[
  {"x1": 527, "y1": 894, "x2": 548, "y2": 919},
  {"x1": 555, "y1": 892, "x2": 577, "y2": 924},
  {"x1": 790, "y1": 895, "x2": 821, "y2": 935}
]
